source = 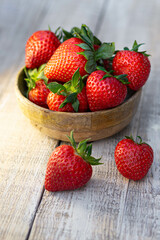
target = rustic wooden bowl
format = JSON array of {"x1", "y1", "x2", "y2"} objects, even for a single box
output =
[{"x1": 15, "y1": 68, "x2": 142, "y2": 142}]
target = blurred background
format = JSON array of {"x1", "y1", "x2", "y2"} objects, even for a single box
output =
[{"x1": 0, "y1": 0, "x2": 158, "y2": 75}]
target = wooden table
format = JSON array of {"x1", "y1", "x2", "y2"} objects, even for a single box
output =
[{"x1": 0, "y1": 0, "x2": 160, "y2": 239}]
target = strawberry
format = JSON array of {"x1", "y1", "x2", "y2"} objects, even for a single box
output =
[
  {"x1": 24, "y1": 64, "x2": 50, "y2": 108},
  {"x1": 45, "y1": 131, "x2": 102, "y2": 192},
  {"x1": 112, "y1": 41, "x2": 151, "y2": 91},
  {"x1": 25, "y1": 30, "x2": 61, "y2": 69},
  {"x1": 114, "y1": 136, "x2": 154, "y2": 180},
  {"x1": 44, "y1": 24, "x2": 115, "y2": 82},
  {"x1": 86, "y1": 67, "x2": 128, "y2": 111},
  {"x1": 28, "y1": 80, "x2": 50, "y2": 108},
  {"x1": 47, "y1": 68, "x2": 88, "y2": 112}
]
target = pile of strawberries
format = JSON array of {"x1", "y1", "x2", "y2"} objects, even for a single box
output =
[
  {"x1": 24, "y1": 25, "x2": 153, "y2": 192},
  {"x1": 24, "y1": 24, "x2": 151, "y2": 113}
]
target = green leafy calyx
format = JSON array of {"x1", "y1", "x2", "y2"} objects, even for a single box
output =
[
  {"x1": 60, "y1": 24, "x2": 115, "y2": 74},
  {"x1": 96, "y1": 66, "x2": 130, "y2": 84},
  {"x1": 67, "y1": 131, "x2": 102, "y2": 165},
  {"x1": 24, "y1": 64, "x2": 48, "y2": 96},
  {"x1": 47, "y1": 68, "x2": 86, "y2": 112},
  {"x1": 123, "y1": 40, "x2": 150, "y2": 57},
  {"x1": 125, "y1": 135, "x2": 147, "y2": 145}
]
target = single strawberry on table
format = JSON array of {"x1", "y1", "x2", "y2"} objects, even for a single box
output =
[
  {"x1": 112, "y1": 40, "x2": 151, "y2": 91},
  {"x1": 25, "y1": 29, "x2": 61, "y2": 69},
  {"x1": 86, "y1": 67, "x2": 129, "y2": 112},
  {"x1": 44, "y1": 24, "x2": 115, "y2": 82},
  {"x1": 24, "y1": 64, "x2": 50, "y2": 108},
  {"x1": 114, "y1": 136, "x2": 154, "y2": 180},
  {"x1": 47, "y1": 68, "x2": 88, "y2": 112},
  {"x1": 45, "y1": 131, "x2": 102, "y2": 192}
]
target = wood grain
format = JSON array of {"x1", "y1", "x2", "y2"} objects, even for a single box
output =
[{"x1": 28, "y1": 0, "x2": 160, "y2": 240}]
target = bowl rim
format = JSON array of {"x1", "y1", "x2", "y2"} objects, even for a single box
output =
[{"x1": 15, "y1": 67, "x2": 142, "y2": 116}]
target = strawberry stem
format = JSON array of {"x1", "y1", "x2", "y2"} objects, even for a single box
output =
[
  {"x1": 67, "y1": 131, "x2": 102, "y2": 165},
  {"x1": 24, "y1": 64, "x2": 48, "y2": 97},
  {"x1": 47, "y1": 68, "x2": 85, "y2": 112},
  {"x1": 123, "y1": 40, "x2": 151, "y2": 57},
  {"x1": 125, "y1": 135, "x2": 146, "y2": 145},
  {"x1": 96, "y1": 66, "x2": 130, "y2": 84}
]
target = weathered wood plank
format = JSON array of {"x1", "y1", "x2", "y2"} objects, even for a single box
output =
[
  {"x1": 0, "y1": 0, "x2": 61, "y2": 239},
  {"x1": 0, "y1": 0, "x2": 107, "y2": 239},
  {"x1": 28, "y1": 0, "x2": 160, "y2": 240}
]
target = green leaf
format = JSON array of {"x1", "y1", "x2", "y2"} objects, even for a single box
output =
[
  {"x1": 37, "y1": 71, "x2": 48, "y2": 83},
  {"x1": 48, "y1": 25, "x2": 51, "y2": 31},
  {"x1": 85, "y1": 156, "x2": 102, "y2": 165},
  {"x1": 137, "y1": 136, "x2": 143, "y2": 144},
  {"x1": 85, "y1": 58, "x2": 97, "y2": 74},
  {"x1": 77, "y1": 50, "x2": 94, "y2": 60},
  {"x1": 82, "y1": 24, "x2": 94, "y2": 45},
  {"x1": 54, "y1": 26, "x2": 63, "y2": 41},
  {"x1": 115, "y1": 74, "x2": 130, "y2": 84},
  {"x1": 93, "y1": 36, "x2": 102, "y2": 46},
  {"x1": 38, "y1": 63, "x2": 46, "y2": 72},
  {"x1": 81, "y1": 25, "x2": 94, "y2": 46},
  {"x1": 66, "y1": 131, "x2": 102, "y2": 166},
  {"x1": 76, "y1": 43, "x2": 92, "y2": 51},
  {"x1": 124, "y1": 47, "x2": 129, "y2": 50},
  {"x1": 96, "y1": 66, "x2": 107, "y2": 72},
  {"x1": 72, "y1": 99, "x2": 80, "y2": 112},
  {"x1": 100, "y1": 74, "x2": 112, "y2": 80},
  {"x1": 47, "y1": 82, "x2": 66, "y2": 94},
  {"x1": 59, "y1": 92, "x2": 77, "y2": 109},
  {"x1": 95, "y1": 42, "x2": 115, "y2": 61},
  {"x1": 125, "y1": 135, "x2": 134, "y2": 141},
  {"x1": 28, "y1": 68, "x2": 37, "y2": 77},
  {"x1": 77, "y1": 139, "x2": 88, "y2": 154},
  {"x1": 73, "y1": 25, "x2": 94, "y2": 50},
  {"x1": 71, "y1": 27, "x2": 81, "y2": 35},
  {"x1": 67, "y1": 131, "x2": 77, "y2": 150},
  {"x1": 132, "y1": 40, "x2": 138, "y2": 49},
  {"x1": 62, "y1": 29, "x2": 74, "y2": 41},
  {"x1": 71, "y1": 68, "x2": 81, "y2": 87},
  {"x1": 85, "y1": 144, "x2": 92, "y2": 157},
  {"x1": 24, "y1": 67, "x2": 30, "y2": 79}
]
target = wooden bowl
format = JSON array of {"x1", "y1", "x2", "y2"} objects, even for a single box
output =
[{"x1": 15, "y1": 68, "x2": 142, "y2": 142}]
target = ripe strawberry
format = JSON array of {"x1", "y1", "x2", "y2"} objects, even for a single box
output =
[
  {"x1": 114, "y1": 136, "x2": 154, "y2": 180},
  {"x1": 47, "y1": 68, "x2": 88, "y2": 112},
  {"x1": 24, "y1": 64, "x2": 50, "y2": 108},
  {"x1": 45, "y1": 131, "x2": 102, "y2": 192},
  {"x1": 28, "y1": 80, "x2": 50, "y2": 108},
  {"x1": 86, "y1": 67, "x2": 128, "y2": 111},
  {"x1": 44, "y1": 24, "x2": 115, "y2": 82},
  {"x1": 47, "y1": 93, "x2": 74, "y2": 112},
  {"x1": 25, "y1": 30, "x2": 61, "y2": 69},
  {"x1": 112, "y1": 41, "x2": 151, "y2": 91}
]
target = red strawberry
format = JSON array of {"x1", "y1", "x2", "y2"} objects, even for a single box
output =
[
  {"x1": 47, "y1": 93, "x2": 74, "y2": 112},
  {"x1": 45, "y1": 131, "x2": 102, "y2": 192},
  {"x1": 28, "y1": 80, "x2": 50, "y2": 108},
  {"x1": 24, "y1": 64, "x2": 50, "y2": 108},
  {"x1": 44, "y1": 24, "x2": 115, "y2": 82},
  {"x1": 112, "y1": 41, "x2": 151, "y2": 91},
  {"x1": 44, "y1": 37, "x2": 87, "y2": 82},
  {"x1": 86, "y1": 68, "x2": 128, "y2": 111},
  {"x1": 47, "y1": 68, "x2": 88, "y2": 112},
  {"x1": 25, "y1": 30, "x2": 61, "y2": 69},
  {"x1": 114, "y1": 136, "x2": 154, "y2": 180}
]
